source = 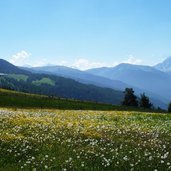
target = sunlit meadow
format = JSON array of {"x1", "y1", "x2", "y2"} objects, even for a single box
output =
[{"x1": 0, "y1": 108, "x2": 171, "y2": 171}]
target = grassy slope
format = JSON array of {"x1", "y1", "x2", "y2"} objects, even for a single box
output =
[
  {"x1": 32, "y1": 77, "x2": 55, "y2": 86},
  {"x1": 5, "y1": 74, "x2": 55, "y2": 86},
  {"x1": 0, "y1": 88, "x2": 166, "y2": 112},
  {"x1": 0, "y1": 88, "x2": 122, "y2": 110},
  {"x1": 6, "y1": 74, "x2": 28, "y2": 82}
]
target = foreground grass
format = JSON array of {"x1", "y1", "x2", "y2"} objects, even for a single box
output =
[{"x1": 0, "y1": 108, "x2": 171, "y2": 171}]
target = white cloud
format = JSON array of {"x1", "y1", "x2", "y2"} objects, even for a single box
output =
[
  {"x1": 68, "y1": 55, "x2": 142, "y2": 70},
  {"x1": 71, "y1": 58, "x2": 106, "y2": 70},
  {"x1": 123, "y1": 55, "x2": 142, "y2": 65},
  {"x1": 31, "y1": 58, "x2": 49, "y2": 67},
  {"x1": 10, "y1": 50, "x2": 30, "y2": 66},
  {"x1": 9, "y1": 51, "x2": 142, "y2": 70},
  {"x1": 58, "y1": 60, "x2": 69, "y2": 66}
]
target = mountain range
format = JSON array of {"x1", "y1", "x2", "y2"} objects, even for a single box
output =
[
  {"x1": 1, "y1": 57, "x2": 171, "y2": 109},
  {"x1": 87, "y1": 63, "x2": 171, "y2": 101},
  {"x1": 21, "y1": 65, "x2": 131, "y2": 91},
  {"x1": 0, "y1": 59, "x2": 123, "y2": 105}
]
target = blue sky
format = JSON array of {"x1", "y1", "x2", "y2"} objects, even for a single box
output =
[{"x1": 1, "y1": 0, "x2": 171, "y2": 69}]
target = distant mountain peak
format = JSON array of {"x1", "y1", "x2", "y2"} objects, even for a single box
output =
[
  {"x1": 155, "y1": 56, "x2": 171, "y2": 72},
  {"x1": 163, "y1": 56, "x2": 171, "y2": 61}
]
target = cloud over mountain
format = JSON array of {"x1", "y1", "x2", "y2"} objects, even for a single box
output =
[{"x1": 10, "y1": 50, "x2": 30, "y2": 66}]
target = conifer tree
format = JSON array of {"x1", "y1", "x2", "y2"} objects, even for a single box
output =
[
  {"x1": 122, "y1": 88, "x2": 138, "y2": 107},
  {"x1": 139, "y1": 93, "x2": 152, "y2": 109},
  {"x1": 168, "y1": 103, "x2": 171, "y2": 112}
]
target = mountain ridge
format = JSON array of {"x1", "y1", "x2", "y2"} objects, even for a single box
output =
[
  {"x1": 0, "y1": 59, "x2": 30, "y2": 74},
  {"x1": 154, "y1": 56, "x2": 171, "y2": 72},
  {"x1": 0, "y1": 58, "x2": 169, "y2": 109},
  {"x1": 0, "y1": 59, "x2": 124, "y2": 105},
  {"x1": 21, "y1": 65, "x2": 131, "y2": 91},
  {"x1": 86, "y1": 63, "x2": 171, "y2": 109},
  {"x1": 20, "y1": 63, "x2": 168, "y2": 109}
]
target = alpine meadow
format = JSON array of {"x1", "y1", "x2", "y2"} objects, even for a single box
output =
[{"x1": 1, "y1": 1, "x2": 171, "y2": 171}]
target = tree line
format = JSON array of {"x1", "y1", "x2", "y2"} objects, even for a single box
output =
[
  {"x1": 122, "y1": 88, "x2": 171, "y2": 112},
  {"x1": 122, "y1": 88, "x2": 152, "y2": 109}
]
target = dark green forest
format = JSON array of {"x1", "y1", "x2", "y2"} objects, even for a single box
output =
[{"x1": 0, "y1": 73, "x2": 123, "y2": 105}]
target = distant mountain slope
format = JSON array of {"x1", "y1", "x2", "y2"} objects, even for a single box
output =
[
  {"x1": 0, "y1": 59, "x2": 167, "y2": 109},
  {"x1": 21, "y1": 65, "x2": 131, "y2": 91},
  {"x1": 87, "y1": 63, "x2": 171, "y2": 107},
  {"x1": 0, "y1": 59, "x2": 124, "y2": 105},
  {"x1": 21, "y1": 65, "x2": 168, "y2": 109},
  {"x1": 0, "y1": 59, "x2": 29, "y2": 74},
  {"x1": 0, "y1": 74, "x2": 124, "y2": 105},
  {"x1": 154, "y1": 56, "x2": 171, "y2": 72}
]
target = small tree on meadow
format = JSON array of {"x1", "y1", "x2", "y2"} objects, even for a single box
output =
[
  {"x1": 168, "y1": 103, "x2": 171, "y2": 113},
  {"x1": 122, "y1": 88, "x2": 138, "y2": 107},
  {"x1": 139, "y1": 93, "x2": 152, "y2": 109}
]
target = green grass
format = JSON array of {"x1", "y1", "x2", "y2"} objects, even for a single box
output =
[
  {"x1": 0, "y1": 88, "x2": 123, "y2": 111},
  {"x1": 0, "y1": 88, "x2": 165, "y2": 113},
  {"x1": 32, "y1": 78, "x2": 55, "y2": 86},
  {"x1": 7, "y1": 74, "x2": 28, "y2": 82},
  {"x1": 0, "y1": 108, "x2": 171, "y2": 171}
]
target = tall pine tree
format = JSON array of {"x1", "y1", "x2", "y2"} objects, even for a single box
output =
[
  {"x1": 139, "y1": 93, "x2": 152, "y2": 109},
  {"x1": 122, "y1": 88, "x2": 138, "y2": 107},
  {"x1": 168, "y1": 102, "x2": 171, "y2": 112}
]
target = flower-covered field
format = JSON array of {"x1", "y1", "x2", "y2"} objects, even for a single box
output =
[{"x1": 0, "y1": 108, "x2": 171, "y2": 171}]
